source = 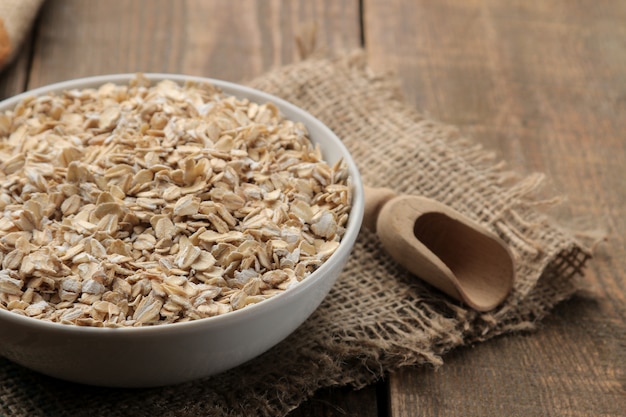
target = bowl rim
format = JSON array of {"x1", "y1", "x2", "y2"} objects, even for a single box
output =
[{"x1": 0, "y1": 73, "x2": 365, "y2": 335}]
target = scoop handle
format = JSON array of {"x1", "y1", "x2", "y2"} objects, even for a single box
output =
[{"x1": 363, "y1": 186, "x2": 398, "y2": 233}]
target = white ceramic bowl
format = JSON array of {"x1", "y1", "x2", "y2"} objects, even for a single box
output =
[{"x1": 0, "y1": 74, "x2": 364, "y2": 387}]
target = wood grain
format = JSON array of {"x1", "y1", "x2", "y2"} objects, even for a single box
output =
[
  {"x1": 28, "y1": 0, "x2": 360, "y2": 87},
  {"x1": 364, "y1": 0, "x2": 626, "y2": 415},
  {"x1": 389, "y1": 299, "x2": 626, "y2": 417}
]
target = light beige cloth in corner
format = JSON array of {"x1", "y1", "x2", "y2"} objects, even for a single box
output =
[{"x1": 0, "y1": 0, "x2": 45, "y2": 69}]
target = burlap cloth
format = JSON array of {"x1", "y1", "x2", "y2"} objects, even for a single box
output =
[{"x1": 0, "y1": 0, "x2": 43, "y2": 70}]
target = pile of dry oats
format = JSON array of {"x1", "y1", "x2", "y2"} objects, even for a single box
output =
[{"x1": 0, "y1": 76, "x2": 351, "y2": 327}]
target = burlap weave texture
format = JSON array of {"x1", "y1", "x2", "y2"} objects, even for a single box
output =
[
  {"x1": 0, "y1": 52, "x2": 590, "y2": 417},
  {"x1": 0, "y1": 0, "x2": 43, "y2": 69}
]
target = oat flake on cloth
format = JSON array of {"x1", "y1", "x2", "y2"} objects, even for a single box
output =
[{"x1": 0, "y1": 52, "x2": 590, "y2": 416}]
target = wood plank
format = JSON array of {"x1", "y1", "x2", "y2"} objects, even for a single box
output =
[
  {"x1": 363, "y1": 0, "x2": 626, "y2": 416},
  {"x1": 389, "y1": 299, "x2": 626, "y2": 417},
  {"x1": 28, "y1": 0, "x2": 361, "y2": 88}
]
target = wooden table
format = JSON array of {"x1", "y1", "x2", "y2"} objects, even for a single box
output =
[{"x1": 1, "y1": 1, "x2": 624, "y2": 415}]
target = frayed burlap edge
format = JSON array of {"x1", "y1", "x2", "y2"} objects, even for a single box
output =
[{"x1": 0, "y1": 51, "x2": 591, "y2": 417}]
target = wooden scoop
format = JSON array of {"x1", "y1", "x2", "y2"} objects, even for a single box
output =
[{"x1": 363, "y1": 186, "x2": 515, "y2": 311}]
